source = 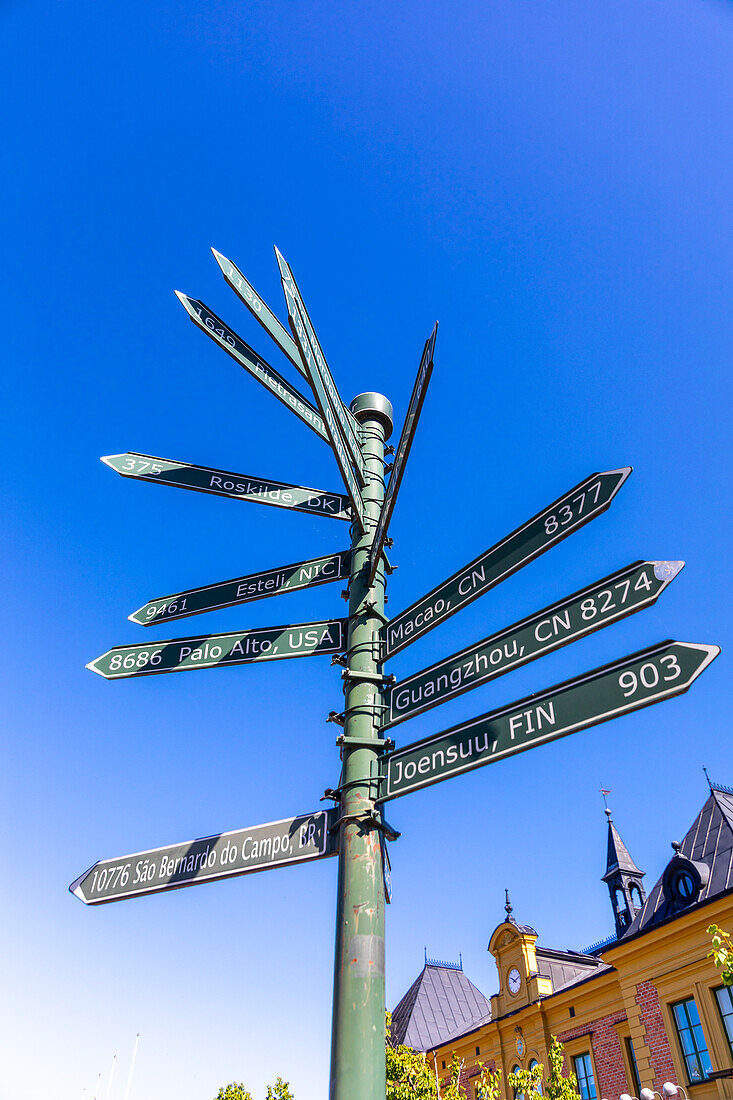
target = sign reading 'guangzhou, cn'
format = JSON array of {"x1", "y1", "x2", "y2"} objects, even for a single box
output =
[
  {"x1": 378, "y1": 641, "x2": 719, "y2": 802},
  {"x1": 383, "y1": 467, "x2": 632, "y2": 657},
  {"x1": 384, "y1": 560, "x2": 683, "y2": 728}
]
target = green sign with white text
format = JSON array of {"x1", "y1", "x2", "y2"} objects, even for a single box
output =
[
  {"x1": 70, "y1": 809, "x2": 338, "y2": 905},
  {"x1": 130, "y1": 550, "x2": 350, "y2": 626},
  {"x1": 383, "y1": 467, "x2": 632, "y2": 657},
  {"x1": 211, "y1": 248, "x2": 307, "y2": 378},
  {"x1": 87, "y1": 619, "x2": 346, "y2": 679},
  {"x1": 101, "y1": 452, "x2": 352, "y2": 520},
  {"x1": 384, "y1": 560, "x2": 684, "y2": 727},
  {"x1": 379, "y1": 641, "x2": 719, "y2": 802},
  {"x1": 176, "y1": 292, "x2": 328, "y2": 442}
]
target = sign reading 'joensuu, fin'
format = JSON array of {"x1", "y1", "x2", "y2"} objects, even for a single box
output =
[
  {"x1": 70, "y1": 809, "x2": 338, "y2": 905},
  {"x1": 175, "y1": 292, "x2": 328, "y2": 442},
  {"x1": 384, "y1": 560, "x2": 684, "y2": 728},
  {"x1": 86, "y1": 619, "x2": 346, "y2": 679},
  {"x1": 101, "y1": 453, "x2": 351, "y2": 520},
  {"x1": 130, "y1": 550, "x2": 351, "y2": 626},
  {"x1": 378, "y1": 641, "x2": 720, "y2": 802},
  {"x1": 383, "y1": 467, "x2": 633, "y2": 658}
]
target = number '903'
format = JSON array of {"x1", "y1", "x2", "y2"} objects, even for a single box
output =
[{"x1": 618, "y1": 654, "x2": 681, "y2": 698}]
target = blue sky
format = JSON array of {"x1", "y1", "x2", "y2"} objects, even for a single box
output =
[{"x1": 2, "y1": 1, "x2": 731, "y2": 1097}]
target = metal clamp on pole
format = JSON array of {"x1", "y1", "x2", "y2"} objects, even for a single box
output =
[
  {"x1": 328, "y1": 808, "x2": 401, "y2": 843},
  {"x1": 341, "y1": 668, "x2": 395, "y2": 686},
  {"x1": 327, "y1": 711, "x2": 345, "y2": 726},
  {"x1": 335, "y1": 735, "x2": 394, "y2": 751},
  {"x1": 331, "y1": 654, "x2": 347, "y2": 668}
]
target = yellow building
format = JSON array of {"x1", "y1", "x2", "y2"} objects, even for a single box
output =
[{"x1": 391, "y1": 782, "x2": 733, "y2": 1100}]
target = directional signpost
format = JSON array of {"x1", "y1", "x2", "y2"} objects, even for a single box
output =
[
  {"x1": 76, "y1": 244, "x2": 721, "y2": 1100},
  {"x1": 71, "y1": 809, "x2": 337, "y2": 904},
  {"x1": 384, "y1": 560, "x2": 684, "y2": 728},
  {"x1": 87, "y1": 619, "x2": 346, "y2": 679},
  {"x1": 383, "y1": 466, "x2": 632, "y2": 657},
  {"x1": 130, "y1": 550, "x2": 350, "y2": 626},
  {"x1": 379, "y1": 641, "x2": 720, "y2": 802},
  {"x1": 101, "y1": 452, "x2": 351, "y2": 520}
]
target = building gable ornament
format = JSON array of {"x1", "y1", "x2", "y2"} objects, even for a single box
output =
[{"x1": 498, "y1": 931, "x2": 515, "y2": 947}]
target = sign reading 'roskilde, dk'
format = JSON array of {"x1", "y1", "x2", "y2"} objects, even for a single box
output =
[
  {"x1": 71, "y1": 809, "x2": 338, "y2": 904},
  {"x1": 87, "y1": 619, "x2": 346, "y2": 679},
  {"x1": 383, "y1": 467, "x2": 632, "y2": 657}
]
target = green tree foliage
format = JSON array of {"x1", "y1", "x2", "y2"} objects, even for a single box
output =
[
  {"x1": 508, "y1": 1060, "x2": 544, "y2": 1100},
  {"x1": 545, "y1": 1036, "x2": 582, "y2": 1100},
  {"x1": 214, "y1": 1078, "x2": 294, "y2": 1100},
  {"x1": 708, "y1": 924, "x2": 733, "y2": 986},
  {"x1": 474, "y1": 1064, "x2": 503, "y2": 1100},
  {"x1": 386, "y1": 1011, "x2": 439, "y2": 1099},
  {"x1": 266, "y1": 1079, "x2": 295, "y2": 1100}
]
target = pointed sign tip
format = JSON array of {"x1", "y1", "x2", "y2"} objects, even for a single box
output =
[
  {"x1": 85, "y1": 660, "x2": 104, "y2": 676},
  {"x1": 653, "y1": 560, "x2": 685, "y2": 582}
]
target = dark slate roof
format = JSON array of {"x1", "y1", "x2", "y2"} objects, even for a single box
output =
[
  {"x1": 625, "y1": 786, "x2": 733, "y2": 937},
  {"x1": 535, "y1": 946, "x2": 606, "y2": 992},
  {"x1": 603, "y1": 813, "x2": 644, "y2": 881},
  {"x1": 391, "y1": 963, "x2": 492, "y2": 1052}
]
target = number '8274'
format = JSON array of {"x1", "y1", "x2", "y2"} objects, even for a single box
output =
[{"x1": 618, "y1": 653, "x2": 681, "y2": 698}]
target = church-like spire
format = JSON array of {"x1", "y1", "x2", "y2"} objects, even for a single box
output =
[
  {"x1": 603, "y1": 807, "x2": 645, "y2": 880},
  {"x1": 600, "y1": 795, "x2": 646, "y2": 937}
]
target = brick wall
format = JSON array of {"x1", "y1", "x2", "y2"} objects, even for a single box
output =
[
  {"x1": 635, "y1": 980, "x2": 677, "y2": 1087},
  {"x1": 558, "y1": 1012, "x2": 630, "y2": 1099}
]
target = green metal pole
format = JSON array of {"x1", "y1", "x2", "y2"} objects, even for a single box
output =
[{"x1": 330, "y1": 392, "x2": 394, "y2": 1100}]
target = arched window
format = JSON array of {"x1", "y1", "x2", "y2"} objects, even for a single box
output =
[
  {"x1": 613, "y1": 886, "x2": 626, "y2": 912},
  {"x1": 629, "y1": 883, "x2": 643, "y2": 909},
  {"x1": 512, "y1": 1065, "x2": 524, "y2": 1100},
  {"x1": 529, "y1": 1059, "x2": 543, "y2": 1095}
]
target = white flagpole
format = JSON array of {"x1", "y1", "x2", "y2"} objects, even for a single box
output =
[
  {"x1": 123, "y1": 1034, "x2": 141, "y2": 1100},
  {"x1": 105, "y1": 1054, "x2": 117, "y2": 1100}
]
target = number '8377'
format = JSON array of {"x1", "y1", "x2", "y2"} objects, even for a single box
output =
[
  {"x1": 544, "y1": 480, "x2": 602, "y2": 536},
  {"x1": 618, "y1": 653, "x2": 681, "y2": 698}
]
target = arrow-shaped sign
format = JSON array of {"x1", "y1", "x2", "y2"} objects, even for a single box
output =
[
  {"x1": 384, "y1": 560, "x2": 684, "y2": 728},
  {"x1": 275, "y1": 281, "x2": 367, "y2": 531},
  {"x1": 70, "y1": 809, "x2": 338, "y2": 905},
  {"x1": 383, "y1": 467, "x2": 633, "y2": 657},
  {"x1": 86, "y1": 619, "x2": 346, "y2": 679},
  {"x1": 275, "y1": 248, "x2": 365, "y2": 482},
  {"x1": 101, "y1": 453, "x2": 352, "y2": 521},
  {"x1": 378, "y1": 640, "x2": 720, "y2": 802},
  {"x1": 211, "y1": 247, "x2": 307, "y2": 379},
  {"x1": 130, "y1": 550, "x2": 350, "y2": 626},
  {"x1": 367, "y1": 324, "x2": 437, "y2": 589},
  {"x1": 175, "y1": 292, "x2": 328, "y2": 442}
]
